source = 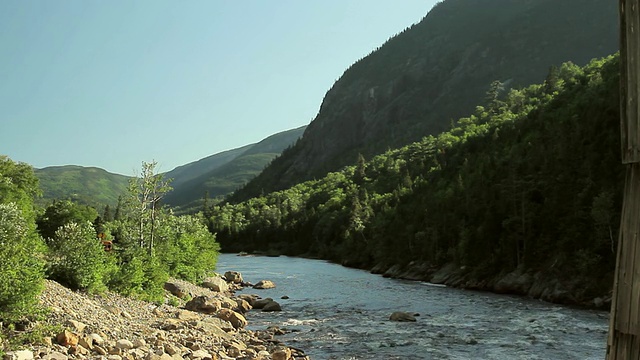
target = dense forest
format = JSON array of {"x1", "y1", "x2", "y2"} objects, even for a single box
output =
[{"x1": 209, "y1": 55, "x2": 621, "y2": 305}]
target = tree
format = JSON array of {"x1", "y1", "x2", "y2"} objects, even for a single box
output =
[
  {"x1": 0, "y1": 157, "x2": 45, "y2": 322},
  {"x1": 36, "y1": 200, "x2": 98, "y2": 243},
  {"x1": 103, "y1": 204, "x2": 113, "y2": 222},
  {"x1": 127, "y1": 161, "x2": 172, "y2": 255},
  {"x1": 0, "y1": 203, "x2": 45, "y2": 322},
  {"x1": 353, "y1": 153, "x2": 367, "y2": 185},
  {"x1": 485, "y1": 80, "x2": 504, "y2": 114}
]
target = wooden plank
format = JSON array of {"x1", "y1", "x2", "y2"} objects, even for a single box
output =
[
  {"x1": 608, "y1": 0, "x2": 639, "y2": 358},
  {"x1": 630, "y1": 164, "x2": 640, "y2": 335},
  {"x1": 622, "y1": 0, "x2": 640, "y2": 163}
]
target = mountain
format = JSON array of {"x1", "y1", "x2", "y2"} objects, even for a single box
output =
[
  {"x1": 164, "y1": 125, "x2": 306, "y2": 213},
  {"x1": 229, "y1": 0, "x2": 618, "y2": 202},
  {"x1": 209, "y1": 54, "x2": 621, "y2": 306},
  {"x1": 35, "y1": 166, "x2": 130, "y2": 207},
  {"x1": 164, "y1": 145, "x2": 254, "y2": 189},
  {"x1": 33, "y1": 126, "x2": 305, "y2": 210}
]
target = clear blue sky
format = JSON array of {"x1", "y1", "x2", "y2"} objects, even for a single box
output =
[{"x1": 1, "y1": 1, "x2": 438, "y2": 175}]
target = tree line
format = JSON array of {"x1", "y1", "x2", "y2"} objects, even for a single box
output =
[{"x1": 208, "y1": 54, "x2": 621, "y2": 299}]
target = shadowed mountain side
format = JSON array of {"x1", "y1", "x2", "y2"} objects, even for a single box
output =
[
  {"x1": 164, "y1": 145, "x2": 254, "y2": 188},
  {"x1": 229, "y1": 0, "x2": 618, "y2": 203},
  {"x1": 165, "y1": 125, "x2": 306, "y2": 212}
]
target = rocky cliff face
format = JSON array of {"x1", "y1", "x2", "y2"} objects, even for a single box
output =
[{"x1": 231, "y1": 0, "x2": 618, "y2": 202}]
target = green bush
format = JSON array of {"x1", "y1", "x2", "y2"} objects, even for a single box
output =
[
  {"x1": 0, "y1": 203, "x2": 45, "y2": 322},
  {"x1": 46, "y1": 221, "x2": 115, "y2": 293},
  {"x1": 158, "y1": 215, "x2": 219, "y2": 283}
]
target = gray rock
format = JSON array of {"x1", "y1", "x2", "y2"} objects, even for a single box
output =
[
  {"x1": 201, "y1": 276, "x2": 229, "y2": 293},
  {"x1": 216, "y1": 308, "x2": 247, "y2": 329},
  {"x1": 389, "y1": 311, "x2": 417, "y2": 322},
  {"x1": 185, "y1": 296, "x2": 222, "y2": 314},
  {"x1": 262, "y1": 300, "x2": 282, "y2": 312},
  {"x1": 235, "y1": 298, "x2": 252, "y2": 313},
  {"x1": 65, "y1": 319, "x2": 87, "y2": 333},
  {"x1": 253, "y1": 280, "x2": 276, "y2": 289},
  {"x1": 116, "y1": 339, "x2": 134, "y2": 350},
  {"x1": 252, "y1": 298, "x2": 274, "y2": 309},
  {"x1": 238, "y1": 294, "x2": 258, "y2": 306},
  {"x1": 223, "y1": 271, "x2": 243, "y2": 284},
  {"x1": 164, "y1": 281, "x2": 190, "y2": 299},
  {"x1": 3, "y1": 350, "x2": 34, "y2": 360}
]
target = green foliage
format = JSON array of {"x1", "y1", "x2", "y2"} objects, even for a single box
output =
[
  {"x1": 35, "y1": 165, "x2": 130, "y2": 208},
  {"x1": 2, "y1": 320, "x2": 63, "y2": 351},
  {"x1": 0, "y1": 203, "x2": 45, "y2": 323},
  {"x1": 210, "y1": 55, "x2": 621, "y2": 298},
  {"x1": 36, "y1": 200, "x2": 98, "y2": 242},
  {"x1": 0, "y1": 157, "x2": 45, "y2": 323},
  {"x1": 105, "y1": 161, "x2": 220, "y2": 302},
  {"x1": 157, "y1": 215, "x2": 220, "y2": 282},
  {"x1": 46, "y1": 222, "x2": 115, "y2": 293}
]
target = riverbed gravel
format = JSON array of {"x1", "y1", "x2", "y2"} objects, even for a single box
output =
[{"x1": 3, "y1": 277, "x2": 306, "y2": 360}]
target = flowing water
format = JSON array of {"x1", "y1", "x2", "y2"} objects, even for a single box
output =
[{"x1": 216, "y1": 254, "x2": 609, "y2": 360}]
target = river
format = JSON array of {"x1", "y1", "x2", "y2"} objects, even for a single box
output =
[{"x1": 216, "y1": 254, "x2": 609, "y2": 360}]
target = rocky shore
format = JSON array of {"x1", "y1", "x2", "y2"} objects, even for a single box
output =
[
  {"x1": 369, "y1": 261, "x2": 613, "y2": 310},
  {"x1": 3, "y1": 272, "x2": 306, "y2": 360}
]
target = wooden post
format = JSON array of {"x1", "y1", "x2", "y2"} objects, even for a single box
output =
[{"x1": 607, "y1": 0, "x2": 640, "y2": 358}]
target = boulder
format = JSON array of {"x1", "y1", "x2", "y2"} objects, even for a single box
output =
[
  {"x1": 235, "y1": 298, "x2": 252, "y2": 313},
  {"x1": 216, "y1": 295, "x2": 239, "y2": 310},
  {"x1": 175, "y1": 309, "x2": 201, "y2": 321},
  {"x1": 116, "y1": 339, "x2": 134, "y2": 350},
  {"x1": 389, "y1": 312, "x2": 417, "y2": 322},
  {"x1": 3, "y1": 350, "x2": 34, "y2": 360},
  {"x1": 64, "y1": 320, "x2": 87, "y2": 333},
  {"x1": 252, "y1": 298, "x2": 274, "y2": 309},
  {"x1": 262, "y1": 300, "x2": 282, "y2": 312},
  {"x1": 223, "y1": 271, "x2": 243, "y2": 284},
  {"x1": 216, "y1": 308, "x2": 247, "y2": 329},
  {"x1": 201, "y1": 276, "x2": 229, "y2": 293},
  {"x1": 164, "y1": 281, "x2": 189, "y2": 299},
  {"x1": 56, "y1": 330, "x2": 79, "y2": 346},
  {"x1": 237, "y1": 294, "x2": 258, "y2": 306},
  {"x1": 493, "y1": 268, "x2": 533, "y2": 295},
  {"x1": 253, "y1": 280, "x2": 276, "y2": 289},
  {"x1": 89, "y1": 333, "x2": 105, "y2": 346},
  {"x1": 185, "y1": 296, "x2": 222, "y2": 314},
  {"x1": 188, "y1": 350, "x2": 212, "y2": 360},
  {"x1": 271, "y1": 347, "x2": 291, "y2": 360}
]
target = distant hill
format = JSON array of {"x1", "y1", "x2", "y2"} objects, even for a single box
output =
[
  {"x1": 35, "y1": 166, "x2": 130, "y2": 208},
  {"x1": 33, "y1": 126, "x2": 305, "y2": 211},
  {"x1": 229, "y1": 0, "x2": 619, "y2": 202},
  {"x1": 164, "y1": 125, "x2": 306, "y2": 213}
]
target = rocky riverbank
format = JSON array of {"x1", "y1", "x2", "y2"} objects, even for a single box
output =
[
  {"x1": 2, "y1": 273, "x2": 306, "y2": 360},
  {"x1": 367, "y1": 261, "x2": 613, "y2": 310}
]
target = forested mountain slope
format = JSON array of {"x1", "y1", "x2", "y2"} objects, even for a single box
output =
[
  {"x1": 230, "y1": 0, "x2": 618, "y2": 202},
  {"x1": 35, "y1": 165, "x2": 130, "y2": 207},
  {"x1": 165, "y1": 125, "x2": 305, "y2": 212},
  {"x1": 209, "y1": 55, "x2": 621, "y2": 306}
]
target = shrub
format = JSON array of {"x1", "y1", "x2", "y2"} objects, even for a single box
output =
[
  {"x1": 47, "y1": 221, "x2": 115, "y2": 293},
  {"x1": 0, "y1": 203, "x2": 45, "y2": 322}
]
